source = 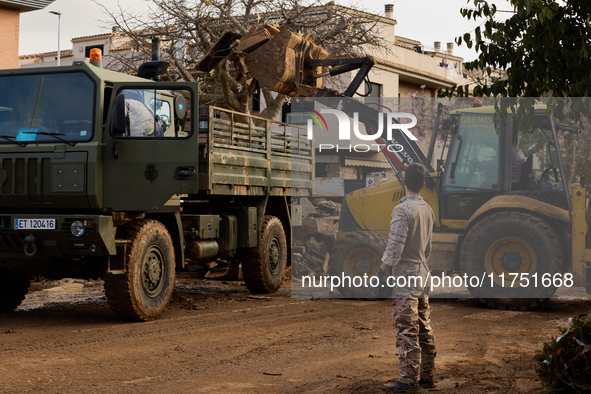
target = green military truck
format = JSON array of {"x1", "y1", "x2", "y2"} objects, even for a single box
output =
[{"x1": 0, "y1": 55, "x2": 313, "y2": 320}]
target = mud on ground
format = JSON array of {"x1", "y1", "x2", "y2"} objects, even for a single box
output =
[{"x1": 1, "y1": 276, "x2": 590, "y2": 393}]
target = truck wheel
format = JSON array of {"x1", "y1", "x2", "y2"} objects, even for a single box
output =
[
  {"x1": 104, "y1": 219, "x2": 176, "y2": 321},
  {"x1": 0, "y1": 269, "x2": 30, "y2": 312},
  {"x1": 459, "y1": 212, "x2": 562, "y2": 310},
  {"x1": 329, "y1": 231, "x2": 386, "y2": 298},
  {"x1": 242, "y1": 216, "x2": 287, "y2": 293}
]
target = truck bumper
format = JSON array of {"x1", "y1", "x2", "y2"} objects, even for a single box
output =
[{"x1": 0, "y1": 214, "x2": 116, "y2": 258}]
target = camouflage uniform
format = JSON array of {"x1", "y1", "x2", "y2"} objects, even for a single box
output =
[{"x1": 382, "y1": 194, "x2": 436, "y2": 385}]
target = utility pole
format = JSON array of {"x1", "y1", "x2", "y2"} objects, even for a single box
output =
[{"x1": 49, "y1": 11, "x2": 61, "y2": 66}]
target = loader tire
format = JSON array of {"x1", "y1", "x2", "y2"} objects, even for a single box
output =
[
  {"x1": 104, "y1": 219, "x2": 176, "y2": 321},
  {"x1": 329, "y1": 231, "x2": 386, "y2": 298},
  {"x1": 459, "y1": 212, "x2": 561, "y2": 311},
  {"x1": 242, "y1": 216, "x2": 287, "y2": 294},
  {"x1": 0, "y1": 268, "x2": 30, "y2": 313}
]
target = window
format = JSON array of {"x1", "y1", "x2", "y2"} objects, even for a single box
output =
[
  {"x1": 284, "y1": 112, "x2": 310, "y2": 125},
  {"x1": 0, "y1": 72, "x2": 95, "y2": 144},
  {"x1": 315, "y1": 162, "x2": 328, "y2": 177},
  {"x1": 368, "y1": 82, "x2": 382, "y2": 98},
  {"x1": 117, "y1": 88, "x2": 188, "y2": 138},
  {"x1": 516, "y1": 118, "x2": 563, "y2": 189},
  {"x1": 442, "y1": 113, "x2": 500, "y2": 192},
  {"x1": 282, "y1": 101, "x2": 308, "y2": 125},
  {"x1": 151, "y1": 98, "x2": 171, "y2": 131},
  {"x1": 365, "y1": 82, "x2": 382, "y2": 108}
]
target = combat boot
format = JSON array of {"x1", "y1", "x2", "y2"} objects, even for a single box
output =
[{"x1": 419, "y1": 378, "x2": 435, "y2": 388}]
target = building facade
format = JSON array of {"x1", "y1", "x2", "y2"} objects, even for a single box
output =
[{"x1": 0, "y1": 0, "x2": 54, "y2": 69}]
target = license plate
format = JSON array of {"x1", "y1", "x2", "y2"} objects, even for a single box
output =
[{"x1": 14, "y1": 219, "x2": 56, "y2": 230}]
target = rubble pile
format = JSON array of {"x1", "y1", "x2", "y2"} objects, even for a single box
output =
[
  {"x1": 535, "y1": 315, "x2": 591, "y2": 392},
  {"x1": 292, "y1": 198, "x2": 342, "y2": 278}
]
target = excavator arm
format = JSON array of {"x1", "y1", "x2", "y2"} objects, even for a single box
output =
[{"x1": 197, "y1": 25, "x2": 433, "y2": 175}]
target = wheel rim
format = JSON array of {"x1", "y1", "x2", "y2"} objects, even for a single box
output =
[
  {"x1": 268, "y1": 236, "x2": 282, "y2": 275},
  {"x1": 485, "y1": 237, "x2": 536, "y2": 287},
  {"x1": 345, "y1": 248, "x2": 381, "y2": 276},
  {"x1": 141, "y1": 245, "x2": 166, "y2": 297}
]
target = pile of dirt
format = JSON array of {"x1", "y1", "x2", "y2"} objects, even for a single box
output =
[{"x1": 535, "y1": 315, "x2": 591, "y2": 393}]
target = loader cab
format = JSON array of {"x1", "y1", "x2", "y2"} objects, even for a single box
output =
[{"x1": 437, "y1": 106, "x2": 571, "y2": 228}]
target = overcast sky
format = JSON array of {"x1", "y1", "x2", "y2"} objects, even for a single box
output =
[{"x1": 20, "y1": 0, "x2": 513, "y2": 61}]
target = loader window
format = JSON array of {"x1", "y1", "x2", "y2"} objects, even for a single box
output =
[
  {"x1": 517, "y1": 122, "x2": 563, "y2": 189},
  {"x1": 442, "y1": 113, "x2": 499, "y2": 192}
]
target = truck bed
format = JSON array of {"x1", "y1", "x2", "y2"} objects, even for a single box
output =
[{"x1": 198, "y1": 106, "x2": 314, "y2": 197}]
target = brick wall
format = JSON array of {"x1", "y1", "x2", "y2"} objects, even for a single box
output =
[{"x1": 0, "y1": 6, "x2": 20, "y2": 69}]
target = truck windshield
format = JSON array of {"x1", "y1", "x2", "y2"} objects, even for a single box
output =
[{"x1": 0, "y1": 72, "x2": 94, "y2": 145}]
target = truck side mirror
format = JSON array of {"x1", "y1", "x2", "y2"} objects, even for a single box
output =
[
  {"x1": 110, "y1": 93, "x2": 127, "y2": 137},
  {"x1": 110, "y1": 93, "x2": 128, "y2": 158}
]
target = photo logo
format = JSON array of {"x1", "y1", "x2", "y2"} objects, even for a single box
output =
[
  {"x1": 304, "y1": 108, "x2": 328, "y2": 132},
  {"x1": 307, "y1": 109, "x2": 418, "y2": 142}
]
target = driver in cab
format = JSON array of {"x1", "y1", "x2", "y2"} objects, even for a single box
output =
[{"x1": 126, "y1": 97, "x2": 164, "y2": 138}]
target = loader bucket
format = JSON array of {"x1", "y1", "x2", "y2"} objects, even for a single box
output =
[
  {"x1": 197, "y1": 25, "x2": 279, "y2": 73},
  {"x1": 197, "y1": 31, "x2": 242, "y2": 72},
  {"x1": 245, "y1": 28, "x2": 329, "y2": 96},
  {"x1": 236, "y1": 24, "x2": 279, "y2": 53}
]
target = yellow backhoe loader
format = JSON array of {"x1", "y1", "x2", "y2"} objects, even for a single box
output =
[{"x1": 331, "y1": 102, "x2": 591, "y2": 310}]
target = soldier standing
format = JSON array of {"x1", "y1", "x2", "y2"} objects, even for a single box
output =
[{"x1": 373, "y1": 163, "x2": 436, "y2": 392}]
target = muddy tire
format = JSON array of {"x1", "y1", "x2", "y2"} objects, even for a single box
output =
[
  {"x1": 459, "y1": 212, "x2": 562, "y2": 311},
  {"x1": 329, "y1": 231, "x2": 386, "y2": 298},
  {"x1": 242, "y1": 216, "x2": 287, "y2": 294},
  {"x1": 0, "y1": 269, "x2": 30, "y2": 312},
  {"x1": 104, "y1": 219, "x2": 176, "y2": 321}
]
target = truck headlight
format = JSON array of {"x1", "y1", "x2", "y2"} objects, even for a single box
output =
[{"x1": 71, "y1": 221, "x2": 85, "y2": 237}]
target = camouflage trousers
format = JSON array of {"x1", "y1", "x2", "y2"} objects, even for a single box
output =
[{"x1": 391, "y1": 262, "x2": 436, "y2": 385}]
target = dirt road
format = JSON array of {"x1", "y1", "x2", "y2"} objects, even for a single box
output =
[{"x1": 1, "y1": 277, "x2": 590, "y2": 393}]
